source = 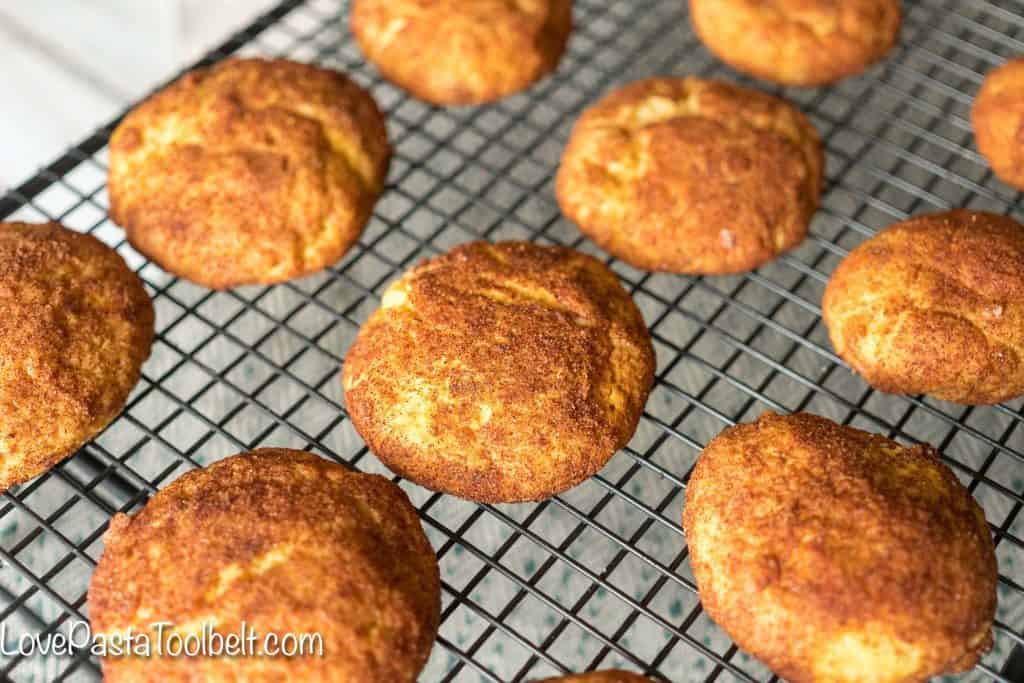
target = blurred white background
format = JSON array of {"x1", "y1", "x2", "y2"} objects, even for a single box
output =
[{"x1": 0, "y1": 0, "x2": 279, "y2": 193}]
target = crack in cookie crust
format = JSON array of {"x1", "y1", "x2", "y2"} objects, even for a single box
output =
[{"x1": 108, "y1": 58, "x2": 390, "y2": 289}]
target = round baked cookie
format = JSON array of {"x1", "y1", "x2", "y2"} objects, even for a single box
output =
[
  {"x1": 342, "y1": 241, "x2": 655, "y2": 503},
  {"x1": 108, "y1": 58, "x2": 390, "y2": 289},
  {"x1": 350, "y1": 0, "x2": 572, "y2": 105},
  {"x1": 689, "y1": 0, "x2": 902, "y2": 86},
  {"x1": 973, "y1": 57, "x2": 1024, "y2": 190},
  {"x1": 0, "y1": 222, "x2": 153, "y2": 493},
  {"x1": 684, "y1": 412, "x2": 997, "y2": 683},
  {"x1": 823, "y1": 210, "x2": 1024, "y2": 405},
  {"x1": 534, "y1": 672, "x2": 655, "y2": 682},
  {"x1": 89, "y1": 449, "x2": 440, "y2": 682},
  {"x1": 556, "y1": 78, "x2": 822, "y2": 274}
]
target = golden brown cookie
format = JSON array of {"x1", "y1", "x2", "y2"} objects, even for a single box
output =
[
  {"x1": 556, "y1": 78, "x2": 822, "y2": 274},
  {"x1": 89, "y1": 449, "x2": 440, "y2": 682},
  {"x1": 342, "y1": 241, "x2": 655, "y2": 503},
  {"x1": 350, "y1": 0, "x2": 572, "y2": 105},
  {"x1": 684, "y1": 412, "x2": 997, "y2": 683},
  {"x1": 0, "y1": 221, "x2": 153, "y2": 493},
  {"x1": 689, "y1": 0, "x2": 902, "y2": 86},
  {"x1": 108, "y1": 58, "x2": 390, "y2": 289},
  {"x1": 823, "y1": 210, "x2": 1024, "y2": 405},
  {"x1": 534, "y1": 671, "x2": 655, "y2": 682},
  {"x1": 973, "y1": 57, "x2": 1024, "y2": 190}
]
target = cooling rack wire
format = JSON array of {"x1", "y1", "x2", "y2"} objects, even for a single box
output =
[{"x1": 1, "y1": 0, "x2": 1023, "y2": 681}]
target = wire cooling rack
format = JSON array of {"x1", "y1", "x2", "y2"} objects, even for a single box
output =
[{"x1": 1, "y1": 1, "x2": 1023, "y2": 681}]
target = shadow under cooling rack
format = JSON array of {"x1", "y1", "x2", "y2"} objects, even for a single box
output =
[{"x1": 1, "y1": 0, "x2": 1024, "y2": 681}]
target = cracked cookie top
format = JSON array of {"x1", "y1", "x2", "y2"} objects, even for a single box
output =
[
  {"x1": 89, "y1": 449, "x2": 440, "y2": 682},
  {"x1": 684, "y1": 412, "x2": 996, "y2": 683},
  {"x1": 108, "y1": 58, "x2": 390, "y2": 289},
  {"x1": 823, "y1": 209, "x2": 1024, "y2": 405},
  {"x1": 342, "y1": 241, "x2": 655, "y2": 503},
  {"x1": 556, "y1": 78, "x2": 822, "y2": 274}
]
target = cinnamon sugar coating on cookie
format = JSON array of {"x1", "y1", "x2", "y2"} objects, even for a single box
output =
[
  {"x1": 108, "y1": 58, "x2": 390, "y2": 289},
  {"x1": 0, "y1": 222, "x2": 153, "y2": 492},
  {"x1": 823, "y1": 210, "x2": 1024, "y2": 405},
  {"x1": 557, "y1": 78, "x2": 822, "y2": 274},
  {"x1": 690, "y1": 0, "x2": 901, "y2": 86},
  {"x1": 89, "y1": 449, "x2": 440, "y2": 682},
  {"x1": 351, "y1": 0, "x2": 572, "y2": 105},
  {"x1": 342, "y1": 241, "x2": 655, "y2": 503},
  {"x1": 684, "y1": 412, "x2": 996, "y2": 683}
]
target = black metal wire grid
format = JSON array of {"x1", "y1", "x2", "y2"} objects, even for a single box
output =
[{"x1": 1, "y1": 0, "x2": 1023, "y2": 681}]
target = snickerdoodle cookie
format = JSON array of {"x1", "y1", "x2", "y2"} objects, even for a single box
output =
[
  {"x1": 689, "y1": 0, "x2": 902, "y2": 86},
  {"x1": 557, "y1": 78, "x2": 822, "y2": 274},
  {"x1": 973, "y1": 57, "x2": 1024, "y2": 190},
  {"x1": 684, "y1": 412, "x2": 997, "y2": 683},
  {"x1": 0, "y1": 221, "x2": 153, "y2": 492},
  {"x1": 108, "y1": 58, "x2": 390, "y2": 289},
  {"x1": 342, "y1": 241, "x2": 655, "y2": 503},
  {"x1": 350, "y1": 0, "x2": 572, "y2": 105},
  {"x1": 89, "y1": 449, "x2": 440, "y2": 682},
  {"x1": 823, "y1": 210, "x2": 1024, "y2": 405}
]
